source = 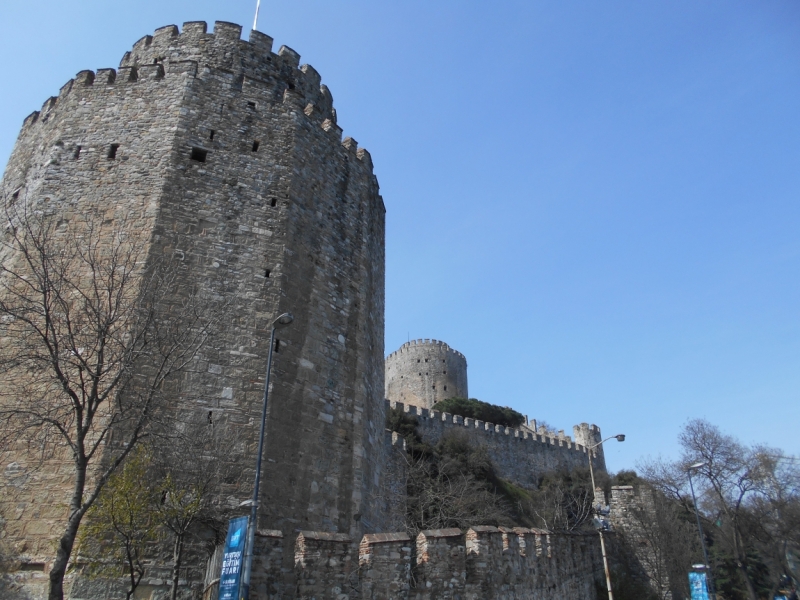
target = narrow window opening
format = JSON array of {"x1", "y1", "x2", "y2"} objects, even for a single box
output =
[
  {"x1": 270, "y1": 198, "x2": 277, "y2": 207},
  {"x1": 419, "y1": 373, "x2": 421, "y2": 376},
  {"x1": 265, "y1": 269, "x2": 271, "y2": 278},
  {"x1": 207, "y1": 411, "x2": 213, "y2": 424},
  {"x1": 209, "y1": 130, "x2": 215, "y2": 140},
  {"x1": 108, "y1": 144, "x2": 119, "y2": 159},
  {"x1": 252, "y1": 141, "x2": 260, "y2": 152},
  {"x1": 190, "y1": 147, "x2": 208, "y2": 162},
  {"x1": 274, "y1": 338, "x2": 280, "y2": 353},
  {"x1": 425, "y1": 358, "x2": 428, "y2": 362},
  {"x1": 74, "y1": 146, "x2": 81, "y2": 159},
  {"x1": 417, "y1": 359, "x2": 420, "y2": 363},
  {"x1": 11, "y1": 189, "x2": 20, "y2": 201},
  {"x1": 247, "y1": 101, "x2": 257, "y2": 109},
  {"x1": 443, "y1": 371, "x2": 447, "y2": 374},
  {"x1": 444, "y1": 386, "x2": 447, "y2": 391}
]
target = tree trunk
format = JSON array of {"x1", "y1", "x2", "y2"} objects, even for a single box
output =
[
  {"x1": 738, "y1": 561, "x2": 759, "y2": 600},
  {"x1": 49, "y1": 458, "x2": 87, "y2": 600},
  {"x1": 48, "y1": 512, "x2": 83, "y2": 600},
  {"x1": 170, "y1": 532, "x2": 184, "y2": 600}
]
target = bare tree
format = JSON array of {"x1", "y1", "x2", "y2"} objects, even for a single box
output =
[
  {"x1": 526, "y1": 467, "x2": 597, "y2": 532},
  {"x1": 641, "y1": 419, "x2": 800, "y2": 600},
  {"x1": 0, "y1": 204, "x2": 214, "y2": 600}
]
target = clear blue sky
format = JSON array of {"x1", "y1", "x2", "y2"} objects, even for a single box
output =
[{"x1": 1, "y1": 1, "x2": 798, "y2": 472}]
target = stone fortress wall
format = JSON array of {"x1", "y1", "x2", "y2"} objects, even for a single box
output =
[
  {"x1": 385, "y1": 340, "x2": 606, "y2": 485},
  {"x1": 385, "y1": 339, "x2": 468, "y2": 409},
  {"x1": 0, "y1": 19, "x2": 386, "y2": 587},
  {"x1": 188, "y1": 525, "x2": 605, "y2": 600}
]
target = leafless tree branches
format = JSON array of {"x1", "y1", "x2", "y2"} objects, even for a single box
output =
[{"x1": 0, "y1": 202, "x2": 216, "y2": 599}]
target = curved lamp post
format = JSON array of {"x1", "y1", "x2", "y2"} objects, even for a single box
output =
[
  {"x1": 587, "y1": 433, "x2": 625, "y2": 600},
  {"x1": 240, "y1": 312, "x2": 294, "y2": 600},
  {"x1": 687, "y1": 461, "x2": 716, "y2": 600}
]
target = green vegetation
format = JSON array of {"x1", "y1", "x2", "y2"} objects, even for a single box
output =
[{"x1": 433, "y1": 397, "x2": 526, "y2": 428}]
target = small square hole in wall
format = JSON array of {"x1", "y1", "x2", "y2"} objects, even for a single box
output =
[
  {"x1": 270, "y1": 198, "x2": 277, "y2": 207},
  {"x1": 108, "y1": 144, "x2": 119, "y2": 159},
  {"x1": 252, "y1": 141, "x2": 260, "y2": 152},
  {"x1": 265, "y1": 269, "x2": 271, "y2": 278},
  {"x1": 11, "y1": 189, "x2": 20, "y2": 201},
  {"x1": 190, "y1": 147, "x2": 208, "y2": 162},
  {"x1": 247, "y1": 101, "x2": 257, "y2": 109}
]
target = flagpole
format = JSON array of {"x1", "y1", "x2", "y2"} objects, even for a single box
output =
[{"x1": 253, "y1": 0, "x2": 262, "y2": 31}]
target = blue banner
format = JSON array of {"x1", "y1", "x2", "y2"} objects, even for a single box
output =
[
  {"x1": 689, "y1": 571, "x2": 710, "y2": 600},
  {"x1": 218, "y1": 516, "x2": 249, "y2": 600}
]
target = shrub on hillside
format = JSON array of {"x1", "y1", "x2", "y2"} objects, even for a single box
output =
[{"x1": 434, "y1": 397, "x2": 525, "y2": 428}]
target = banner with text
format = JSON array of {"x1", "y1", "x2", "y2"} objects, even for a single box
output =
[
  {"x1": 218, "y1": 516, "x2": 249, "y2": 600},
  {"x1": 689, "y1": 571, "x2": 710, "y2": 600}
]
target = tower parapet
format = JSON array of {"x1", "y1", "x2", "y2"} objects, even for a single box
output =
[{"x1": 385, "y1": 339, "x2": 468, "y2": 409}]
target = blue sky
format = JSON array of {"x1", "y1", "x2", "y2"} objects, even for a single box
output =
[{"x1": 1, "y1": 1, "x2": 798, "y2": 472}]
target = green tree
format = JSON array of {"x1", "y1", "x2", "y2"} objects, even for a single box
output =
[
  {"x1": 77, "y1": 447, "x2": 158, "y2": 600},
  {"x1": 433, "y1": 397, "x2": 525, "y2": 428}
]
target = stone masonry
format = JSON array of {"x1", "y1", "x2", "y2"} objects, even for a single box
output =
[
  {"x1": 0, "y1": 20, "x2": 385, "y2": 596},
  {"x1": 196, "y1": 525, "x2": 605, "y2": 599},
  {"x1": 385, "y1": 339, "x2": 468, "y2": 409}
]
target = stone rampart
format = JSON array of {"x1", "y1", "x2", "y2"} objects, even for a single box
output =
[
  {"x1": 389, "y1": 400, "x2": 604, "y2": 487},
  {"x1": 197, "y1": 526, "x2": 604, "y2": 599}
]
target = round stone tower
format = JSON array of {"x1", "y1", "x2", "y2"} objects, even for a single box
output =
[
  {"x1": 385, "y1": 339, "x2": 468, "y2": 409},
  {"x1": 0, "y1": 20, "x2": 386, "y2": 573}
]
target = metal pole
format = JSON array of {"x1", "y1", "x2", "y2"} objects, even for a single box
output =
[
  {"x1": 240, "y1": 325, "x2": 276, "y2": 600},
  {"x1": 688, "y1": 468, "x2": 716, "y2": 600},
  {"x1": 588, "y1": 446, "x2": 614, "y2": 600},
  {"x1": 253, "y1": 0, "x2": 262, "y2": 32}
]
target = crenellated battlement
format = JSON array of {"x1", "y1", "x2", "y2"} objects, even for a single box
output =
[
  {"x1": 388, "y1": 399, "x2": 595, "y2": 455},
  {"x1": 15, "y1": 21, "x2": 374, "y2": 165},
  {"x1": 386, "y1": 338, "x2": 467, "y2": 361},
  {"x1": 207, "y1": 525, "x2": 605, "y2": 599}
]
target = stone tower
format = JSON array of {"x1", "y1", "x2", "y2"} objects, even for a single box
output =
[
  {"x1": 0, "y1": 19, "x2": 386, "y2": 571},
  {"x1": 385, "y1": 339, "x2": 468, "y2": 409}
]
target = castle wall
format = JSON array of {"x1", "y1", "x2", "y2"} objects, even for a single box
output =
[
  {"x1": 197, "y1": 526, "x2": 604, "y2": 599},
  {"x1": 0, "y1": 21, "x2": 386, "y2": 591},
  {"x1": 391, "y1": 400, "x2": 605, "y2": 488},
  {"x1": 385, "y1": 339, "x2": 468, "y2": 409}
]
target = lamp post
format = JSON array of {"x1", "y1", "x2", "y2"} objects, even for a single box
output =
[
  {"x1": 687, "y1": 462, "x2": 716, "y2": 600},
  {"x1": 587, "y1": 433, "x2": 625, "y2": 600},
  {"x1": 240, "y1": 312, "x2": 294, "y2": 600}
]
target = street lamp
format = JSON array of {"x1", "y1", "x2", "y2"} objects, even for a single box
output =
[
  {"x1": 587, "y1": 433, "x2": 625, "y2": 600},
  {"x1": 687, "y1": 461, "x2": 716, "y2": 600},
  {"x1": 240, "y1": 312, "x2": 294, "y2": 600}
]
